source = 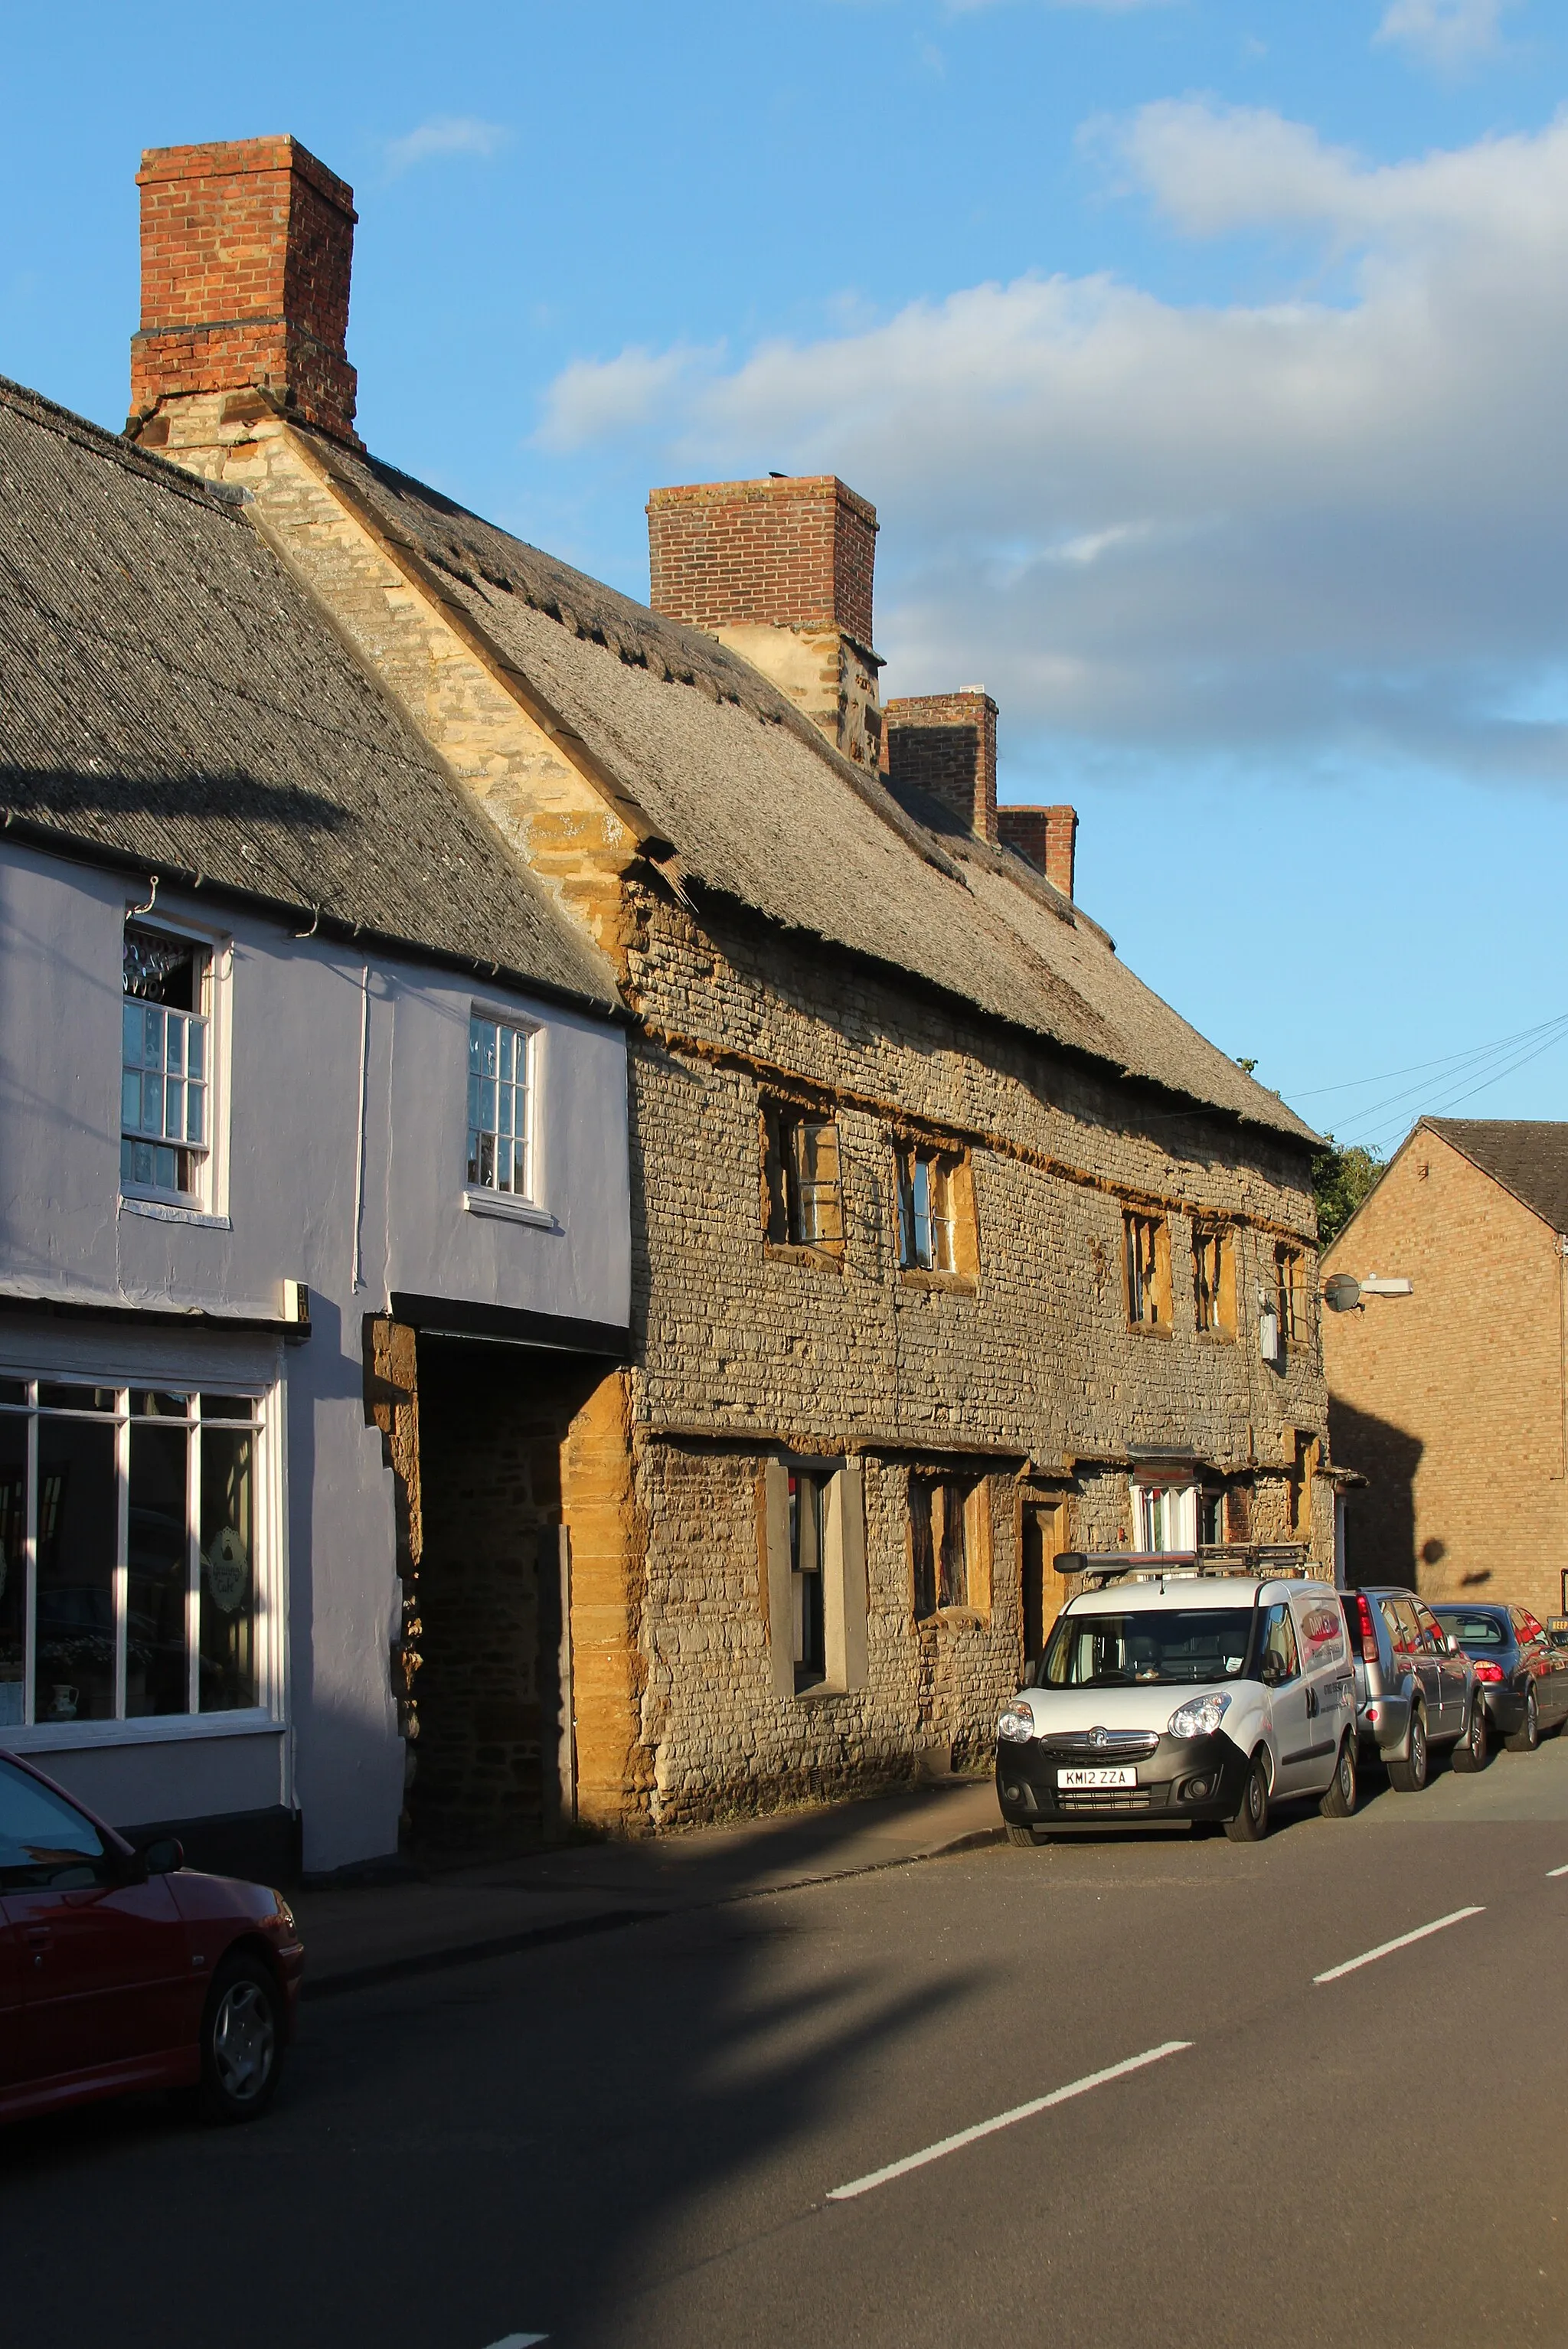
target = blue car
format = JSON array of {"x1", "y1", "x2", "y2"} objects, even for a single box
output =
[{"x1": 1431, "y1": 1603, "x2": 1568, "y2": 1753}]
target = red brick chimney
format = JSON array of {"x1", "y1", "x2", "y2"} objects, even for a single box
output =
[
  {"x1": 884, "y1": 691, "x2": 998, "y2": 845},
  {"x1": 646, "y1": 476, "x2": 882, "y2": 767},
  {"x1": 129, "y1": 136, "x2": 359, "y2": 445},
  {"x1": 998, "y1": 804, "x2": 1078, "y2": 900}
]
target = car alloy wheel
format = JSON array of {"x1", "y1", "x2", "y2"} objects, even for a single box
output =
[
  {"x1": 212, "y1": 1978, "x2": 275, "y2": 2103},
  {"x1": 1388, "y1": 1707, "x2": 1429, "y2": 1793},
  {"x1": 1508, "y1": 1689, "x2": 1540, "y2": 1755},
  {"x1": 199, "y1": 1954, "x2": 285, "y2": 2124},
  {"x1": 1454, "y1": 1697, "x2": 1488, "y2": 1773}
]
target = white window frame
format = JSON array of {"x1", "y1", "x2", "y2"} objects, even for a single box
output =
[
  {"x1": 0, "y1": 1325, "x2": 285, "y2": 1755},
  {"x1": 463, "y1": 1005, "x2": 543, "y2": 1222},
  {"x1": 118, "y1": 907, "x2": 234, "y2": 1226},
  {"x1": 897, "y1": 1150, "x2": 958, "y2": 1274},
  {"x1": 762, "y1": 1458, "x2": 867, "y2": 1700},
  {"x1": 1135, "y1": 1482, "x2": 1198, "y2": 1553}
]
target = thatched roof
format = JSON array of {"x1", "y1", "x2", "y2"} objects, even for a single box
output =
[
  {"x1": 321, "y1": 439, "x2": 1314, "y2": 1144},
  {"x1": 0, "y1": 376, "x2": 616, "y2": 1011}
]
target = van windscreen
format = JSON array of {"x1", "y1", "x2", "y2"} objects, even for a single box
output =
[{"x1": 1044, "y1": 1609, "x2": 1253, "y2": 1688}]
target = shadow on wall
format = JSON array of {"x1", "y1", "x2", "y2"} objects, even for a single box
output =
[{"x1": 1329, "y1": 1397, "x2": 1423, "y2": 1591}]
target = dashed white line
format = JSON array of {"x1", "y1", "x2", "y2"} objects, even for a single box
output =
[
  {"x1": 484, "y1": 2334, "x2": 548, "y2": 2346},
  {"x1": 1547, "y1": 1864, "x2": 1568, "y2": 1879},
  {"x1": 825, "y1": 2039, "x2": 1194, "y2": 2203},
  {"x1": 1313, "y1": 1906, "x2": 1485, "y2": 1985}
]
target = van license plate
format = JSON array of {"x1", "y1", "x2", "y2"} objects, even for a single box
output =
[{"x1": 1057, "y1": 1766, "x2": 1137, "y2": 1789}]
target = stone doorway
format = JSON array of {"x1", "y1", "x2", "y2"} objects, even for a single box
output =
[{"x1": 406, "y1": 1338, "x2": 597, "y2": 1857}]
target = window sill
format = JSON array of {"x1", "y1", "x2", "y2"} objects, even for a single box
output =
[
  {"x1": 794, "y1": 1681, "x2": 850, "y2": 1703},
  {"x1": 1126, "y1": 1320, "x2": 1174, "y2": 1338},
  {"x1": 462, "y1": 1189, "x2": 557, "y2": 1231},
  {"x1": 898, "y1": 1268, "x2": 977, "y2": 1295},
  {"x1": 0, "y1": 1710, "x2": 280, "y2": 1754},
  {"x1": 763, "y1": 1241, "x2": 844, "y2": 1271},
  {"x1": 120, "y1": 1192, "x2": 231, "y2": 1231},
  {"x1": 1194, "y1": 1327, "x2": 1238, "y2": 1345},
  {"x1": 915, "y1": 1607, "x2": 989, "y2": 1634}
]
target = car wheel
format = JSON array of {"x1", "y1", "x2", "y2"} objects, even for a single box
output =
[
  {"x1": 1506, "y1": 1688, "x2": 1541, "y2": 1756},
  {"x1": 1387, "y1": 1705, "x2": 1429, "y2": 1793},
  {"x1": 1004, "y1": 1822, "x2": 1038, "y2": 1848},
  {"x1": 199, "y1": 1952, "x2": 286, "y2": 2125},
  {"x1": 1224, "y1": 1752, "x2": 1270, "y2": 1843},
  {"x1": 1320, "y1": 1733, "x2": 1358, "y2": 1818},
  {"x1": 1452, "y1": 1697, "x2": 1489, "y2": 1774}
]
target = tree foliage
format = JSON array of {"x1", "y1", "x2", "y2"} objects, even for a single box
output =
[{"x1": 1312, "y1": 1138, "x2": 1384, "y2": 1246}]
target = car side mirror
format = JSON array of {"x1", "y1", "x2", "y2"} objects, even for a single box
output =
[
  {"x1": 141, "y1": 1836, "x2": 184, "y2": 1877},
  {"x1": 1446, "y1": 1636, "x2": 1462, "y2": 1656},
  {"x1": 1259, "y1": 1654, "x2": 1285, "y2": 1687}
]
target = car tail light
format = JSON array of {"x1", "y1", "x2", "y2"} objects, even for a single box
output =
[
  {"x1": 1472, "y1": 1661, "x2": 1504, "y2": 1684},
  {"x1": 1347, "y1": 1590, "x2": 1379, "y2": 1665}
]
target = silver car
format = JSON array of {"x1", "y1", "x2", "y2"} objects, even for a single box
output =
[{"x1": 1341, "y1": 1586, "x2": 1488, "y2": 1788}]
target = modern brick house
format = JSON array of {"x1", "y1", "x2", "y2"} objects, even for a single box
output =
[
  {"x1": 1324, "y1": 1119, "x2": 1568, "y2": 1620},
  {"x1": 120, "y1": 133, "x2": 1334, "y2": 1846}
]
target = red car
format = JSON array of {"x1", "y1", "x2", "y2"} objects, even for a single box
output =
[{"x1": 0, "y1": 1749, "x2": 302, "y2": 2127}]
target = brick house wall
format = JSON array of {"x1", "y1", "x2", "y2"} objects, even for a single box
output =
[{"x1": 1323, "y1": 1129, "x2": 1568, "y2": 1618}]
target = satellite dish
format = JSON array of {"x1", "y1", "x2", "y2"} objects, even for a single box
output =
[{"x1": 1323, "y1": 1273, "x2": 1361, "y2": 1313}]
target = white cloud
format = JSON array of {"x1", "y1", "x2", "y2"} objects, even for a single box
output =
[
  {"x1": 540, "y1": 102, "x2": 1568, "y2": 789},
  {"x1": 383, "y1": 116, "x2": 511, "y2": 175},
  {"x1": 1374, "y1": 0, "x2": 1517, "y2": 72}
]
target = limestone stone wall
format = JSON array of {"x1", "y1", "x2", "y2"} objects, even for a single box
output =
[{"x1": 606, "y1": 891, "x2": 1330, "y2": 1825}]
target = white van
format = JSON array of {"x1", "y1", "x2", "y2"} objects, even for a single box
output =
[{"x1": 996, "y1": 1566, "x2": 1357, "y2": 1844}]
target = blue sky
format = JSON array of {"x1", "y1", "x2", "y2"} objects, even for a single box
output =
[{"x1": 5, "y1": 0, "x2": 1568, "y2": 1149}]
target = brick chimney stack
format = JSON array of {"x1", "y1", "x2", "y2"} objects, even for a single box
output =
[
  {"x1": 998, "y1": 804, "x2": 1078, "y2": 901},
  {"x1": 884, "y1": 691, "x2": 998, "y2": 845},
  {"x1": 129, "y1": 136, "x2": 359, "y2": 446},
  {"x1": 646, "y1": 476, "x2": 882, "y2": 769}
]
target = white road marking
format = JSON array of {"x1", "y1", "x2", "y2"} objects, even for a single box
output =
[
  {"x1": 825, "y1": 2040, "x2": 1194, "y2": 2203},
  {"x1": 1547, "y1": 1864, "x2": 1568, "y2": 1878},
  {"x1": 1313, "y1": 1906, "x2": 1485, "y2": 1985},
  {"x1": 484, "y1": 2335, "x2": 548, "y2": 2346}
]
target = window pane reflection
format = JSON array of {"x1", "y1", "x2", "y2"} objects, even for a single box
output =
[
  {"x1": 36, "y1": 1419, "x2": 117, "y2": 1722},
  {"x1": 127, "y1": 1421, "x2": 190, "y2": 1717},
  {"x1": 201, "y1": 1428, "x2": 256, "y2": 1710}
]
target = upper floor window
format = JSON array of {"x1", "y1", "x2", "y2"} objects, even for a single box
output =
[
  {"x1": 121, "y1": 923, "x2": 210, "y2": 1202},
  {"x1": 1124, "y1": 1211, "x2": 1171, "y2": 1329},
  {"x1": 895, "y1": 1145, "x2": 976, "y2": 1278},
  {"x1": 1135, "y1": 1482, "x2": 1197, "y2": 1552},
  {"x1": 762, "y1": 1100, "x2": 843, "y2": 1255},
  {"x1": 1192, "y1": 1224, "x2": 1235, "y2": 1337},
  {"x1": 468, "y1": 1014, "x2": 533, "y2": 1198},
  {"x1": 1275, "y1": 1243, "x2": 1306, "y2": 1345}
]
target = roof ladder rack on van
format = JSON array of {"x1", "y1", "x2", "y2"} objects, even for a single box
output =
[{"x1": 1054, "y1": 1544, "x2": 1313, "y2": 1585}]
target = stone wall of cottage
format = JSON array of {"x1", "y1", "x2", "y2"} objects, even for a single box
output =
[{"x1": 603, "y1": 891, "x2": 1331, "y2": 1827}]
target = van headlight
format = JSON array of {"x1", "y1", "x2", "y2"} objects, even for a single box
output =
[
  {"x1": 1168, "y1": 1692, "x2": 1231, "y2": 1740},
  {"x1": 998, "y1": 1701, "x2": 1037, "y2": 1744}
]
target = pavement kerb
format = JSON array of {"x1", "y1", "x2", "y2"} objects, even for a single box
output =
[{"x1": 301, "y1": 1818, "x2": 1005, "y2": 2002}]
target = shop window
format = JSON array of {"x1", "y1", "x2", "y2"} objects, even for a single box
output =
[
  {"x1": 467, "y1": 1013, "x2": 534, "y2": 1199},
  {"x1": 120, "y1": 921, "x2": 212, "y2": 1205},
  {"x1": 911, "y1": 1476, "x2": 988, "y2": 1619},
  {"x1": 760, "y1": 1459, "x2": 867, "y2": 1697},
  {"x1": 0, "y1": 1380, "x2": 269, "y2": 1733},
  {"x1": 1123, "y1": 1212, "x2": 1171, "y2": 1329},
  {"x1": 762, "y1": 1100, "x2": 844, "y2": 1255},
  {"x1": 1192, "y1": 1225, "x2": 1236, "y2": 1337}
]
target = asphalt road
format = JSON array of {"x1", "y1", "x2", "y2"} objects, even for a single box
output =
[{"x1": 8, "y1": 1741, "x2": 1568, "y2": 2349}]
